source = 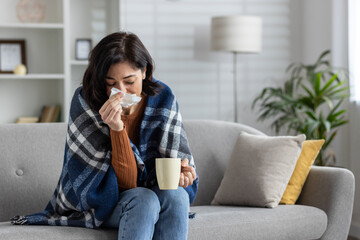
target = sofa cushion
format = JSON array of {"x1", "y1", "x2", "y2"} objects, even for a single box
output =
[
  {"x1": 184, "y1": 120, "x2": 266, "y2": 206},
  {"x1": 1, "y1": 205, "x2": 327, "y2": 240},
  {"x1": 212, "y1": 132, "x2": 305, "y2": 208},
  {"x1": 0, "y1": 222, "x2": 117, "y2": 240},
  {"x1": 188, "y1": 205, "x2": 327, "y2": 240},
  {"x1": 280, "y1": 139, "x2": 325, "y2": 205}
]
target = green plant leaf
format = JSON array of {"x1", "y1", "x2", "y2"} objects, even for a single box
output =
[
  {"x1": 328, "y1": 70, "x2": 343, "y2": 83},
  {"x1": 331, "y1": 120, "x2": 349, "y2": 129},
  {"x1": 315, "y1": 72, "x2": 322, "y2": 95},
  {"x1": 318, "y1": 60, "x2": 330, "y2": 67},
  {"x1": 323, "y1": 131, "x2": 337, "y2": 150},
  {"x1": 298, "y1": 97, "x2": 315, "y2": 109},
  {"x1": 316, "y1": 50, "x2": 330, "y2": 64},
  {"x1": 323, "y1": 120, "x2": 331, "y2": 132},
  {"x1": 301, "y1": 84, "x2": 314, "y2": 98},
  {"x1": 251, "y1": 49, "x2": 349, "y2": 166},
  {"x1": 286, "y1": 62, "x2": 296, "y2": 73},
  {"x1": 295, "y1": 76, "x2": 304, "y2": 89},
  {"x1": 323, "y1": 96, "x2": 333, "y2": 109},
  {"x1": 284, "y1": 80, "x2": 294, "y2": 95},
  {"x1": 319, "y1": 73, "x2": 338, "y2": 95},
  {"x1": 305, "y1": 111, "x2": 317, "y2": 120},
  {"x1": 252, "y1": 87, "x2": 273, "y2": 109},
  {"x1": 327, "y1": 98, "x2": 343, "y2": 116},
  {"x1": 327, "y1": 86, "x2": 350, "y2": 97},
  {"x1": 306, "y1": 119, "x2": 320, "y2": 137},
  {"x1": 328, "y1": 109, "x2": 347, "y2": 122}
]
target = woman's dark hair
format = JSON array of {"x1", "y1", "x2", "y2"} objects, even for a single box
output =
[{"x1": 82, "y1": 31, "x2": 162, "y2": 111}]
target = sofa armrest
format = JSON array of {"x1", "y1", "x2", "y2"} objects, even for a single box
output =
[{"x1": 296, "y1": 166, "x2": 355, "y2": 240}]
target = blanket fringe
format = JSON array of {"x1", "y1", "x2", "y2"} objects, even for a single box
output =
[{"x1": 11, "y1": 215, "x2": 27, "y2": 225}]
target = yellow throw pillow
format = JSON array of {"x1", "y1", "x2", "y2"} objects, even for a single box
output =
[{"x1": 280, "y1": 139, "x2": 325, "y2": 205}]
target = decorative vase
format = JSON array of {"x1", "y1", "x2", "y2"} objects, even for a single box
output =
[{"x1": 16, "y1": 0, "x2": 46, "y2": 23}]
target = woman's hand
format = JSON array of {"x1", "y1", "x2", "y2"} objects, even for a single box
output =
[
  {"x1": 99, "y1": 93, "x2": 124, "y2": 131},
  {"x1": 179, "y1": 158, "x2": 197, "y2": 188}
]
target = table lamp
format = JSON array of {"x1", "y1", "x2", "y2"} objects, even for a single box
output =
[{"x1": 211, "y1": 16, "x2": 262, "y2": 122}]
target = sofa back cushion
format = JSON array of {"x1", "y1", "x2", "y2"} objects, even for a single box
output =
[
  {"x1": 0, "y1": 123, "x2": 67, "y2": 222},
  {"x1": 184, "y1": 120, "x2": 265, "y2": 206}
]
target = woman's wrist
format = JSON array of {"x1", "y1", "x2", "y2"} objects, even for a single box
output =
[
  {"x1": 111, "y1": 125, "x2": 124, "y2": 132},
  {"x1": 108, "y1": 120, "x2": 124, "y2": 132}
]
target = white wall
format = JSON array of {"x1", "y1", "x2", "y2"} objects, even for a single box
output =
[{"x1": 301, "y1": 0, "x2": 332, "y2": 64}]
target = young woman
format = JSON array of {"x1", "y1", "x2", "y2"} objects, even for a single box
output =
[{"x1": 12, "y1": 32, "x2": 198, "y2": 240}]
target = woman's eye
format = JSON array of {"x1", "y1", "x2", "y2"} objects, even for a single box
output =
[
  {"x1": 106, "y1": 82, "x2": 116, "y2": 86},
  {"x1": 126, "y1": 82, "x2": 134, "y2": 85}
]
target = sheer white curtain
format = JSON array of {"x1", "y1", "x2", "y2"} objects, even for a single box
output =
[
  {"x1": 349, "y1": 0, "x2": 360, "y2": 102},
  {"x1": 348, "y1": 0, "x2": 360, "y2": 237}
]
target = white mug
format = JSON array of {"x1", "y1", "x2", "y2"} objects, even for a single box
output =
[{"x1": 156, "y1": 158, "x2": 181, "y2": 190}]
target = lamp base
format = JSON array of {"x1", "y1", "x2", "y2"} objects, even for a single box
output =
[{"x1": 233, "y1": 52, "x2": 238, "y2": 122}]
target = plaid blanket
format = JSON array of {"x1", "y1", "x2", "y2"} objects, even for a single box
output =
[{"x1": 11, "y1": 80, "x2": 198, "y2": 228}]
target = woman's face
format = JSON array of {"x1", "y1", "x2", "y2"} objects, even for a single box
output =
[{"x1": 105, "y1": 61, "x2": 146, "y2": 97}]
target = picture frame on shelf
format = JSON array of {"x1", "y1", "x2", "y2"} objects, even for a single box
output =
[
  {"x1": 75, "y1": 39, "x2": 92, "y2": 60},
  {"x1": 0, "y1": 40, "x2": 26, "y2": 74}
]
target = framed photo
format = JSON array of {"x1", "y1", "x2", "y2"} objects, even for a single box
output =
[
  {"x1": 75, "y1": 39, "x2": 92, "y2": 60},
  {"x1": 0, "y1": 40, "x2": 26, "y2": 73}
]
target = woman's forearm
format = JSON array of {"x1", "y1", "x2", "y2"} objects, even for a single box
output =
[{"x1": 110, "y1": 128, "x2": 138, "y2": 189}]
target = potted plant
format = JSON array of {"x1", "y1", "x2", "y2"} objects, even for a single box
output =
[{"x1": 252, "y1": 50, "x2": 349, "y2": 166}]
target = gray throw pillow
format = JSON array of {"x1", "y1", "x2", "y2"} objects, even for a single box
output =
[{"x1": 211, "y1": 132, "x2": 306, "y2": 208}]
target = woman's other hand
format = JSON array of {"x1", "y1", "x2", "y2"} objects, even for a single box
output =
[
  {"x1": 99, "y1": 93, "x2": 124, "y2": 131},
  {"x1": 179, "y1": 158, "x2": 197, "y2": 188}
]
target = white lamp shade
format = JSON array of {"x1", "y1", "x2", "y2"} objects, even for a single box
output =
[{"x1": 211, "y1": 16, "x2": 262, "y2": 53}]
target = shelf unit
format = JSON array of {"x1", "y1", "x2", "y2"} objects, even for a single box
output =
[
  {"x1": 0, "y1": 0, "x2": 64, "y2": 123},
  {"x1": 0, "y1": 0, "x2": 120, "y2": 123}
]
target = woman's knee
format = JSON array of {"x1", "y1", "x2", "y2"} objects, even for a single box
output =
[
  {"x1": 156, "y1": 187, "x2": 190, "y2": 211},
  {"x1": 124, "y1": 187, "x2": 160, "y2": 213},
  {"x1": 103, "y1": 188, "x2": 161, "y2": 229}
]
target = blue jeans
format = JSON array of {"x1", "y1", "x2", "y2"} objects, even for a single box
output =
[{"x1": 102, "y1": 186, "x2": 189, "y2": 240}]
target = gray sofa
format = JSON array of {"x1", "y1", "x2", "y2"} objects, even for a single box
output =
[{"x1": 0, "y1": 120, "x2": 355, "y2": 240}]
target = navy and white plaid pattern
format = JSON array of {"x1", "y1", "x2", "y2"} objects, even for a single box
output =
[{"x1": 11, "y1": 80, "x2": 198, "y2": 229}]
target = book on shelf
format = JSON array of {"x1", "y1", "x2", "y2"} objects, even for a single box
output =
[
  {"x1": 40, "y1": 105, "x2": 61, "y2": 123},
  {"x1": 15, "y1": 117, "x2": 39, "y2": 124}
]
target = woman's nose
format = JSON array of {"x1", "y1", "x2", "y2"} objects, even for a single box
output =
[{"x1": 115, "y1": 83, "x2": 126, "y2": 93}]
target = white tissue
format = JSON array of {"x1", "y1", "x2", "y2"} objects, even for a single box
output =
[{"x1": 110, "y1": 88, "x2": 142, "y2": 108}]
